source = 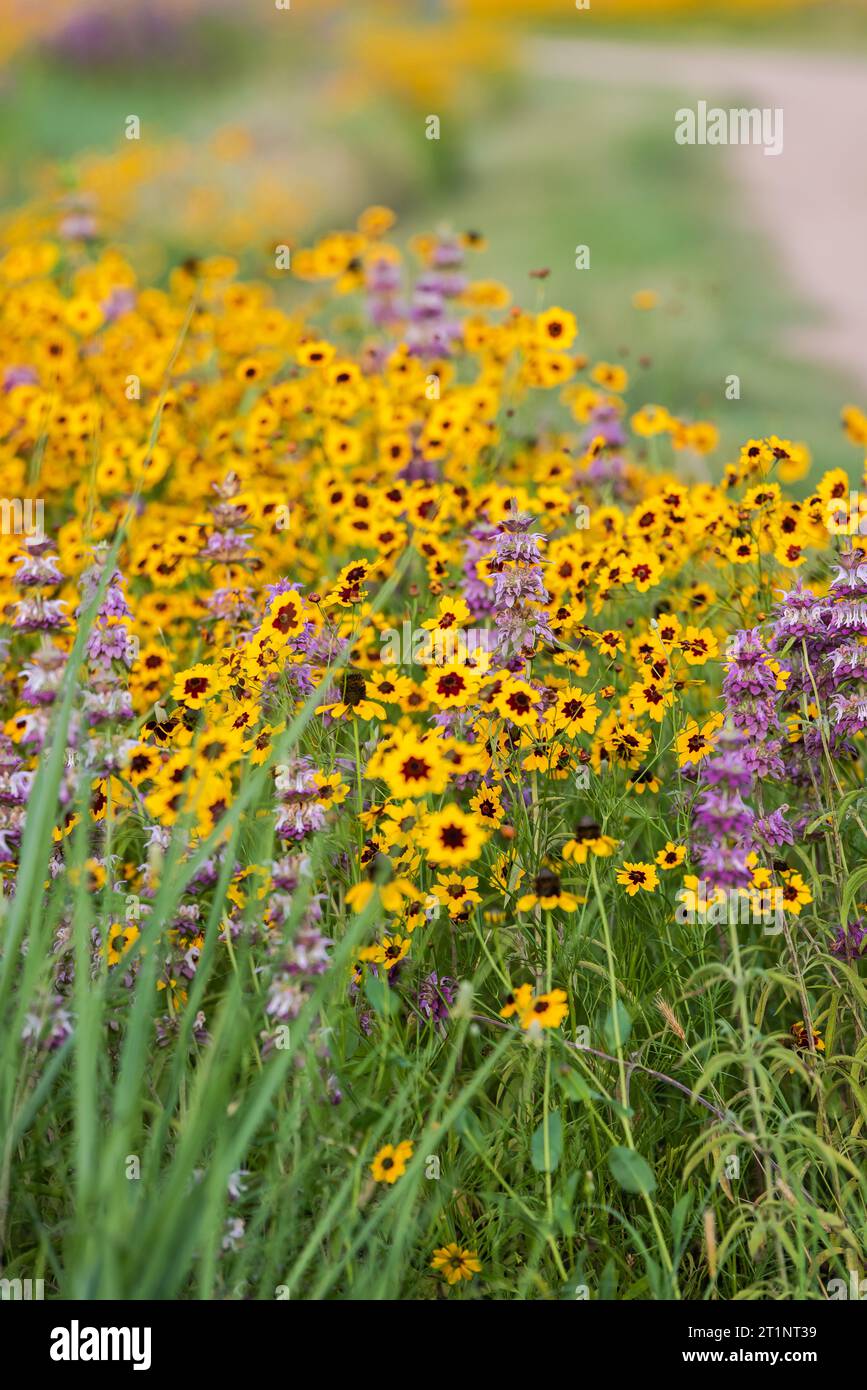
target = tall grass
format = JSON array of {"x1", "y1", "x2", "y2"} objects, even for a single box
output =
[{"x1": 3, "y1": 598, "x2": 865, "y2": 1299}]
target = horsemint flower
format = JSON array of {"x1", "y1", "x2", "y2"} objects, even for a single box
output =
[{"x1": 488, "y1": 501, "x2": 555, "y2": 662}]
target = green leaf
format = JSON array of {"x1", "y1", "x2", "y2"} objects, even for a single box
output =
[
  {"x1": 531, "y1": 1110, "x2": 563, "y2": 1172},
  {"x1": 603, "y1": 1000, "x2": 632, "y2": 1054},
  {"x1": 607, "y1": 1145, "x2": 657, "y2": 1195},
  {"x1": 557, "y1": 1069, "x2": 602, "y2": 1105},
  {"x1": 605, "y1": 1098, "x2": 635, "y2": 1123},
  {"x1": 807, "y1": 788, "x2": 864, "y2": 834},
  {"x1": 455, "y1": 1107, "x2": 486, "y2": 1148},
  {"x1": 670, "y1": 1190, "x2": 694, "y2": 1249},
  {"x1": 599, "y1": 1257, "x2": 619, "y2": 1300},
  {"x1": 552, "y1": 1175, "x2": 580, "y2": 1237},
  {"x1": 842, "y1": 864, "x2": 867, "y2": 927},
  {"x1": 363, "y1": 973, "x2": 398, "y2": 1017}
]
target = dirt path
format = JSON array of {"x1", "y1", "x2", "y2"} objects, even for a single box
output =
[{"x1": 531, "y1": 37, "x2": 867, "y2": 393}]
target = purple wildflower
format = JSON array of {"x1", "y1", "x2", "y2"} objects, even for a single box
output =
[
  {"x1": 489, "y1": 502, "x2": 555, "y2": 661},
  {"x1": 830, "y1": 918, "x2": 867, "y2": 961},
  {"x1": 417, "y1": 972, "x2": 457, "y2": 1026}
]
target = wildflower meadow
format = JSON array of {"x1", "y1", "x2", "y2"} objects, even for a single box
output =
[{"x1": 0, "y1": 0, "x2": 866, "y2": 1331}]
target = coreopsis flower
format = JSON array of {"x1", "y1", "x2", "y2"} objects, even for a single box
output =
[
  {"x1": 562, "y1": 821, "x2": 617, "y2": 864},
  {"x1": 616, "y1": 861, "x2": 659, "y2": 896},
  {"x1": 547, "y1": 685, "x2": 600, "y2": 736},
  {"x1": 421, "y1": 595, "x2": 471, "y2": 635},
  {"x1": 469, "y1": 781, "x2": 505, "y2": 828},
  {"x1": 536, "y1": 307, "x2": 578, "y2": 350},
  {"x1": 595, "y1": 715, "x2": 651, "y2": 772},
  {"x1": 624, "y1": 547, "x2": 662, "y2": 594},
  {"x1": 779, "y1": 869, "x2": 812, "y2": 915},
  {"x1": 421, "y1": 806, "x2": 488, "y2": 869},
  {"x1": 431, "y1": 1244, "x2": 482, "y2": 1285},
  {"x1": 345, "y1": 855, "x2": 423, "y2": 916},
  {"x1": 593, "y1": 627, "x2": 626, "y2": 658},
  {"x1": 104, "y1": 922, "x2": 140, "y2": 966},
  {"x1": 422, "y1": 660, "x2": 480, "y2": 710},
  {"x1": 520, "y1": 988, "x2": 569, "y2": 1030},
  {"x1": 316, "y1": 671, "x2": 386, "y2": 722},
  {"x1": 625, "y1": 772, "x2": 661, "y2": 795},
  {"x1": 359, "y1": 933, "x2": 412, "y2": 971},
  {"x1": 6, "y1": 185, "x2": 865, "y2": 1291},
  {"x1": 632, "y1": 403, "x2": 672, "y2": 436},
  {"x1": 724, "y1": 533, "x2": 759, "y2": 566},
  {"x1": 789, "y1": 1023, "x2": 825, "y2": 1055},
  {"x1": 628, "y1": 674, "x2": 675, "y2": 723},
  {"x1": 370, "y1": 1140, "x2": 413, "y2": 1184},
  {"x1": 517, "y1": 867, "x2": 579, "y2": 912},
  {"x1": 172, "y1": 663, "x2": 227, "y2": 710},
  {"x1": 325, "y1": 558, "x2": 379, "y2": 608},
  {"x1": 314, "y1": 771, "x2": 349, "y2": 810},
  {"x1": 679, "y1": 624, "x2": 719, "y2": 665},
  {"x1": 653, "y1": 613, "x2": 682, "y2": 648},
  {"x1": 494, "y1": 678, "x2": 543, "y2": 728},
  {"x1": 500, "y1": 984, "x2": 533, "y2": 1020},
  {"x1": 432, "y1": 872, "x2": 482, "y2": 919},
  {"x1": 680, "y1": 875, "x2": 722, "y2": 913},
  {"x1": 378, "y1": 730, "x2": 451, "y2": 799},
  {"x1": 259, "y1": 589, "x2": 306, "y2": 645},
  {"x1": 365, "y1": 671, "x2": 413, "y2": 707},
  {"x1": 655, "y1": 841, "x2": 686, "y2": 870}
]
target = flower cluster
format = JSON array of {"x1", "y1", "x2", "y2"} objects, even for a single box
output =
[{"x1": 3, "y1": 185, "x2": 864, "y2": 1297}]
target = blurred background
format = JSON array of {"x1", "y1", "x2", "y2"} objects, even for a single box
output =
[{"x1": 2, "y1": 0, "x2": 867, "y2": 480}]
